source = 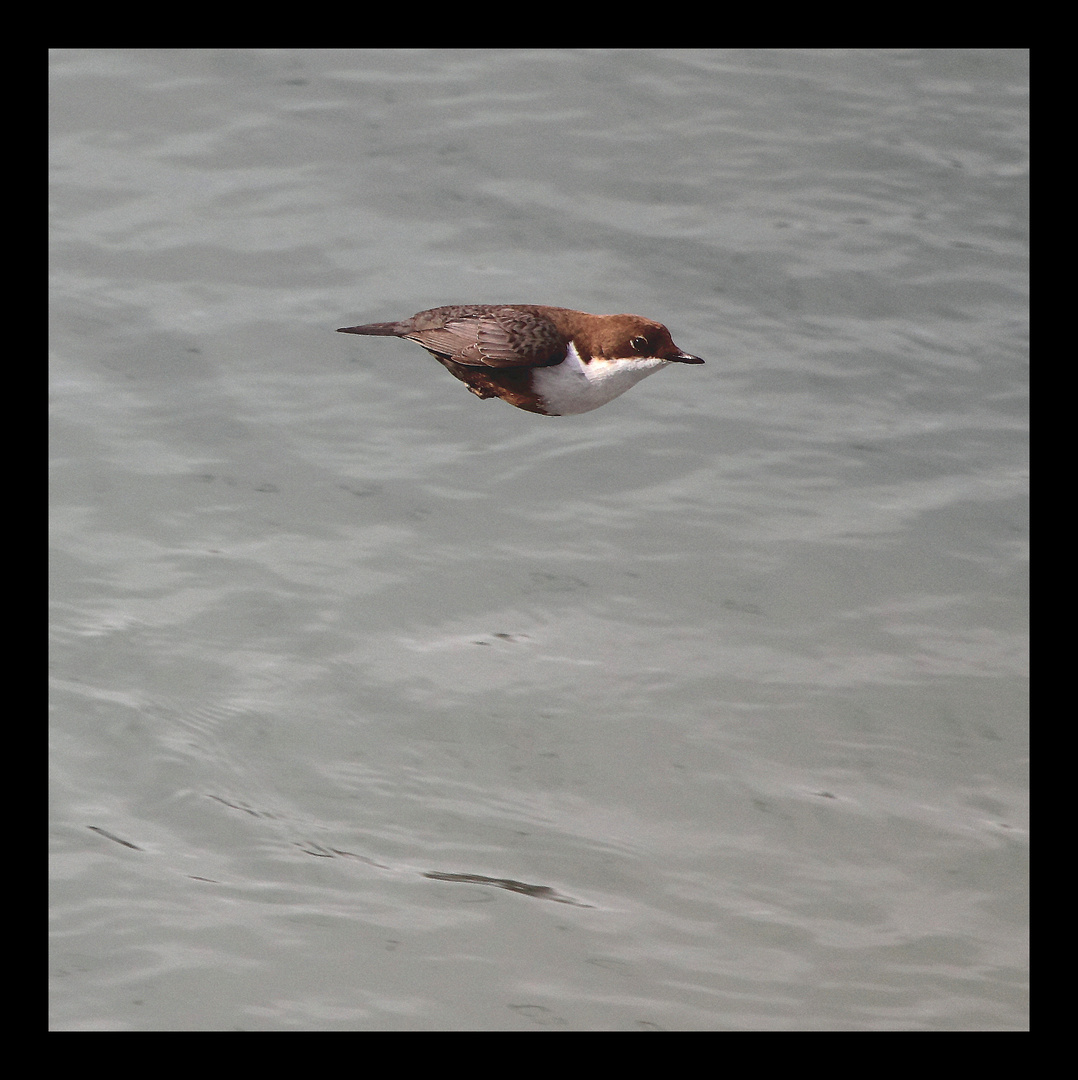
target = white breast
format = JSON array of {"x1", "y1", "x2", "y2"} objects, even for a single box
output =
[{"x1": 531, "y1": 341, "x2": 670, "y2": 415}]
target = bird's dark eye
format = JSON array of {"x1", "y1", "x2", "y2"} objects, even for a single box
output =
[{"x1": 630, "y1": 336, "x2": 649, "y2": 352}]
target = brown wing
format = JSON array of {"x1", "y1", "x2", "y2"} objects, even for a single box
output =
[{"x1": 405, "y1": 308, "x2": 567, "y2": 369}]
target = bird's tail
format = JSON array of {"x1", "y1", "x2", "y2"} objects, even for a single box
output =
[{"x1": 337, "y1": 321, "x2": 405, "y2": 336}]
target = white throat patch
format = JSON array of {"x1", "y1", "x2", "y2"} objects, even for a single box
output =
[{"x1": 531, "y1": 341, "x2": 670, "y2": 415}]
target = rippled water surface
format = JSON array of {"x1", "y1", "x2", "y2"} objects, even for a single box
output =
[{"x1": 50, "y1": 49, "x2": 1028, "y2": 1030}]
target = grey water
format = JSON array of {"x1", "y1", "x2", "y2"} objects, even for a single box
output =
[{"x1": 49, "y1": 48, "x2": 1028, "y2": 1030}]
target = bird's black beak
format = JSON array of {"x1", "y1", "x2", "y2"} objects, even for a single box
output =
[{"x1": 672, "y1": 351, "x2": 704, "y2": 364}]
